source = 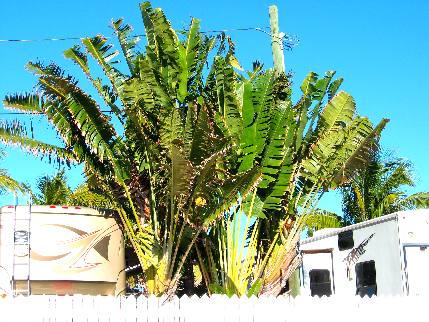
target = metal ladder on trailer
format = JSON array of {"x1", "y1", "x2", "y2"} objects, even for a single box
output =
[{"x1": 11, "y1": 204, "x2": 32, "y2": 296}]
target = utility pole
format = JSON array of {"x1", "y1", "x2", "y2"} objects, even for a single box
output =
[{"x1": 269, "y1": 5, "x2": 285, "y2": 74}]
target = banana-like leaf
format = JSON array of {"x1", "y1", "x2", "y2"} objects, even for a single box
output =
[
  {"x1": 300, "y1": 92, "x2": 360, "y2": 185},
  {"x1": 189, "y1": 107, "x2": 221, "y2": 165},
  {"x1": 138, "y1": 54, "x2": 174, "y2": 111},
  {"x1": 182, "y1": 104, "x2": 195, "y2": 158},
  {"x1": 140, "y1": 2, "x2": 156, "y2": 47},
  {"x1": 81, "y1": 36, "x2": 126, "y2": 120},
  {"x1": 304, "y1": 71, "x2": 342, "y2": 144},
  {"x1": 237, "y1": 82, "x2": 257, "y2": 172},
  {"x1": 0, "y1": 120, "x2": 75, "y2": 163},
  {"x1": 170, "y1": 144, "x2": 195, "y2": 198},
  {"x1": 141, "y1": 4, "x2": 182, "y2": 93},
  {"x1": 214, "y1": 57, "x2": 242, "y2": 143},
  {"x1": 185, "y1": 19, "x2": 201, "y2": 71},
  {"x1": 253, "y1": 71, "x2": 276, "y2": 157},
  {"x1": 202, "y1": 166, "x2": 262, "y2": 228},
  {"x1": 0, "y1": 168, "x2": 27, "y2": 194},
  {"x1": 259, "y1": 100, "x2": 293, "y2": 188},
  {"x1": 29, "y1": 61, "x2": 129, "y2": 181},
  {"x1": 3, "y1": 93, "x2": 43, "y2": 113},
  {"x1": 176, "y1": 18, "x2": 202, "y2": 102},
  {"x1": 331, "y1": 118, "x2": 389, "y2": 187},
  {"x1": 316, "y1": 91, "x2": 356, "y2": 139},
  {"x1": 112, "y1": 18, "x2": 140, "y2": 75},
  {"x1": 328, "y1": 78, "x2": 344, "y2": 101},
  {"x1": 400, "y1": 192, "x2": 429, "y2": 209},
  {"x1": 262, "y1": 159, "x2": 294, "y2": 211},
  {"x1": 302, "y1": 209, "x2": 342, "y2": 232},
  {"x1": 64, "y1": 46, "x2": 123, "y2": 120},
  {"x1": 159, "y1": 107, "x2": 183, "y2": 150},
  {"x1": 204, "y1": 193, "x2": 261, "y2": 296}
]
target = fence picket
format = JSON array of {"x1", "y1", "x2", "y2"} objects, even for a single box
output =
[{"x1": 0, "y1": 294, "x2": 428, "y2": 321}]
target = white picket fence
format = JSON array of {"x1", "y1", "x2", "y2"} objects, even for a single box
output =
[{"x1": 0, "y1": 294, "x2": 426, "y2": 322}]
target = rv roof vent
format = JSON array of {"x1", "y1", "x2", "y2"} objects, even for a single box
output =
[{"x1": 338, "y1": 230, "x2": 354, "y2": 251}]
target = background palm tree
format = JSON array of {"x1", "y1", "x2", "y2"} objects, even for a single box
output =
[
  {"x1": 341, "y1": 152, "x2": 429, "y2": 225},
  {"x1": 32, "y1": 169, "x2": 114, "y2": 208},
  {"x1": 33, "y1": 169, "x2": 71, "y2": 205}
]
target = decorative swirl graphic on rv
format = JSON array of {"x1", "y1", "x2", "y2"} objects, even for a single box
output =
[
  {"x1": 30, "y1": 223, "x2": 119, "y2": 273},
  {"x1": 343, "y1": 233, "x2": 374, "y2": 280}
]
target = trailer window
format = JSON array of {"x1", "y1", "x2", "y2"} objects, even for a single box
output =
[
  {"x1": 309, "y1": 269, "x2": 332, "y2": 297},
  {"x1": 355, "y1": 260, "x2": 377, "y2": 297},
  {"x1": 338, "y1": 230, "x2": 354, "y2": 251}
]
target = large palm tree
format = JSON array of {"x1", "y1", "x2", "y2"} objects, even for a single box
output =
[
  {"x1": 0, "y1": 3, "x2": 261, "y2": 296},
  {"x1": 341, "y1": 152, "x2": 429, "y2": 225},
  {"x1": 195, "y1": 67, "x2": 389, "y2": 296},
  {"x1": 0, "y1": 2, "x2": 387, "y2": 296}
]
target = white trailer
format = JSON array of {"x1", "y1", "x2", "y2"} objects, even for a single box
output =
[
  {"x1": 298, "y1": 209, "x2": 429, "y2": 297},
  {"x1": 0, "y1": 205, "x2": 126, "y2": 296}
]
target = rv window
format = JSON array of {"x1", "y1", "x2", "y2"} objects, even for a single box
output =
[
  {"x1": 355, "y1": 260, "x2": 377, "y2": 297},
  {"x1": 338, "y1": 230, "x2": 354, "y2": 251},
  {"x1": 309, "y1": 269, "x2": 332, "y2": 297}
]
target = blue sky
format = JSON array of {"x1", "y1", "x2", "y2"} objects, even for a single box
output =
[{"x1": 0, "y1": 0, "x2": 428, "y2": 213}]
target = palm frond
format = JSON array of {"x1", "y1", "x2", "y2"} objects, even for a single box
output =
[
  {"x1": 400, "y1": 192, "x2": 429, "y2": 209},
  {"x1": 81, "y1": 35, "x2": 126, "y2": 119},
  {"x1": 332, "y1": 118, "x2": 389, "y2": 187},
  {"x1": 64, "y1": 46, "x2": 124, "y2": 121},
  {"x1": 3, "y1": 93, "x2": 43, "y2": 113},
  {"x1": 112, "y1": 19, "x2": 141, "y2": 75},
  {"x1": 0, "y1": 169, "x2": 27, "y2": 194},
  {"x1": 302, "y1": 209, "x2": 342, "y2": 233},
  {"x1": 0, "y1": 121, "x2": 75, "y2": 163},
  {"x1": 214, "y1": 57, "x2": 242, "y2": 143},
  {"x1": 202, "y1": 166, "x2": 262, "y2": 228}
]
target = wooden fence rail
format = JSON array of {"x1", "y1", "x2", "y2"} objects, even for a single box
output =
[{"x1": 0, "y1": 295, "x2": 425, "y2": 322}]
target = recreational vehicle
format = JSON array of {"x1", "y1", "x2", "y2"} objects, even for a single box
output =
[
  {"x1": 0, "y1": 205, "x2": 126, "y2": 296},
  {"x1": 299, "y1": 209, "x2": 429, "y2": 297}
]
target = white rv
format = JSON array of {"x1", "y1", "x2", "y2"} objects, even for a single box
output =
[
  {"x1": 298, "y1": 209, "x2": 429, "y2": 297},
  {"x1": 0, "y1": 205, "x2": 126, "y2": 296}
]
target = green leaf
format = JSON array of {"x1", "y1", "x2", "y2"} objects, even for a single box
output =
[
  {"x1": 214, "y1": 57, "x2": 242, "y2": 143},
  {"x1": 140, "y1": 2, "x2": 156, "y2": 47},
  {"x1": 328, "y1": 77, "x2": 344, "y2": 100},
  {"x1": 247, "y1": 279, "x2": 262, "y2": 297},
  {"x1": 238, "y1": 81, "x2": 257, "y2": 172},
  {"x1": 259, "y1": 101, "x2": 293, "y2": 188},
  {"x1": 242, "y1": 193, "x2": 266, "y2": 218},
  {"x1": 112, "y1": 18, "x2": 140, "y2": 74},
  {"x1": 81, "y1": 36, "x2": 126, "y2": 119},
  {"x1": 0, "y1": 120, "x2": 75, "y2": 163},
  {"x1": 317, "y1": 91, "x2": 356, "y2": 137},
  {"x1": 202, "y1": 166, "x2": 261, "y2": 227},
  {"x1": 3, "y1": 93, "x2": 43, "y2": 113}
]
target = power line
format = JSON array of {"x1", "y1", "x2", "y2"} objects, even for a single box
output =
[
  {"x1": 0, "y1": 26, "x2": 298, "y2": 49},
  {"x1": 0, "y1": 37, "x2": 83, "y2": 43},
  {"x1": 0, "y1": 111, "x2": 114, "y2": 116},
  {"x1": 0, "y1": 27, "x2": 266, "y2": 42}
]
